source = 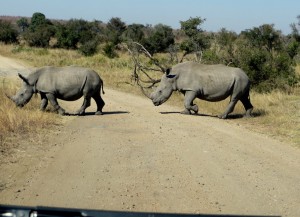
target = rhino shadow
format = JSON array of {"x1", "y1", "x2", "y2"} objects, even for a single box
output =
[
  {"x1": 160, "y1": 111, "x2": 215, "y2": 118},
  {"x1": 65, "y1": 111, "x2": 129, "y2": 116},
  {"x1": 160, "y1": 111, "x2": 257, "y2": 119}
]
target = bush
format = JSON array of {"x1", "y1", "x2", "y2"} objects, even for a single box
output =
[
  {"x1": 103, "y1": 43, "x2": 118, "y2": 58},
  {"x1": 22, "y1": 13, "x2": 55, "y2": 47},
  {"x1": 211, "y1": 25, "x2": 299, "y2": 92},
  {"x1": 79, "y1": 40, "x2": 99, "y2": 56},
  {"x1": 23, "y1": 25, "x2": 54, "y2": 47},
  {"x1": 0, "y1": 20, "x2": 18, "y2": 44},
  {"x1": 142, "y1": 24, "x2": 175, "y2": 55}
]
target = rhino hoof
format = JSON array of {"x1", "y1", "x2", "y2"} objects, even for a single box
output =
[
  {"x1": 180, "y1": 109, "x2": 191, "y2": 115},
  {"x1": 58, "y1": 109, "x2": 66, "y2": 116},
  {"x1": 218, "y1": 114, "x2": 227, "y2": 119}
]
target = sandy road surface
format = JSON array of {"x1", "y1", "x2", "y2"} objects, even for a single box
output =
[
  {"x1": 0, "y1": 54, "x2": 31, "y2": 77},
  {"x1": 0, "y1": 55, "x2": 300, "y2": 217}
]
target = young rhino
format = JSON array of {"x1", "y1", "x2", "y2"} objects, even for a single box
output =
[
  {"x1": 150, "y1": 61, "x2": 253, "y2": 119},
  {"x1": 7, "y1": 66, "x2": 105, "y2": 115}
]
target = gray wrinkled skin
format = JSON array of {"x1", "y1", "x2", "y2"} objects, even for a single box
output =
[
  {"x1": 9, "y1": 66, "x2": 105, "y2": 115},
  {"x1": 150, "y1": 61, "x2": 253, "y2": 119}
]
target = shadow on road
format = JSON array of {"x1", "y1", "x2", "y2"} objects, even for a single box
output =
[
  {"x1": 159, "y1": 111, "x2": 256, "y2": 119},
  {"x1": 65, "y1": 111, "x2": 129, "y2": 116},
  {"x1": 160, "y1": 111, "x2": 217, "y2": 118}
]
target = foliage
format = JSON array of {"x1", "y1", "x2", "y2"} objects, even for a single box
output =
[
  {"x1": 55, "y1": 19, "x2": 100, "y2": 49},
  {"x1": 79, "y1": 39, "x2": 99, "y2": 56},
  {"x1": 0, "y1": 20, "x2": 18, "y2": 44},
  {"x1": 211, "y1": 28, "x2": 238, "y2": 64},
  {"x1": 16, "y1": 17, "x2": 29, "y2": 32},
  {"x1": 1, "y1": 12, "x2": 300, "y2": 92},
  {"x1": 289, "y1": 15, "x2": 300, "y2": 60},
  {"x1": 179, "y1": 17, "x2": 210, "y2": 60},
  {"x1": 106, "y1": 17, "x2": 126, "y2": 45},
  {"x1": 231, "y1": 25, "x2": 298, "y2": 92},
  {"x1": 142, "y1": 24, "x2": 175, "y2": 55},
  {"x1": 103, "y1": 42, "x2": 118, "y2": 58},
  {"x1": 22, "y1": 12, "x2": 55, "y2": 47},
  {"x1": 122, "y1": 23, "x2": 145, "y2": 43},
  {"x1": 242, "y1": 24, "x2": 282, "y2": 52}
]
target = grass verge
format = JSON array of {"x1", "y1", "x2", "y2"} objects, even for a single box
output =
[{"x1": 0, "y1": 78, "x2": 62, "y2": 155}]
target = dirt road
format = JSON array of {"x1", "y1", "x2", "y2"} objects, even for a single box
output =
[{"x1": 0, "y1": 55, "x2": 300, "y2": 217}]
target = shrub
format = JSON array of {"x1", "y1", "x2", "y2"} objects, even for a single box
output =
[
  {"x1": 142, "y1": 24, "x2": 175, "y2": 55},
  {"x1": 103, "y1": 43, "x2": 118, "y2": 58},
  {"x1": 79, "y1": 40, "x2": 99, "y2": 56},
  {"x1": 211, "y1": 25, "x2": 299, "y2": 92},
  {"x1": 0, "y1": 20, "x2": 18, "y2": 44}
]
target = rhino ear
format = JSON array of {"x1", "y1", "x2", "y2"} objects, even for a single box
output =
[
  {"x1": 166, "y1": 68, "x2": 176, "y2": 78},
  {"x1": 165, "y1": 68, "x2": 171, "y2": 75},
  {"x1": 18, "y1": 73, "x2": 30, "y2": 85}
]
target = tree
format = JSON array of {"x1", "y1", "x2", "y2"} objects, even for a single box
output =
[
  {"x1": 56, "y1": 19, "x2": 100, "y2": 50},
  {"x1": 233, "y1": 25, "x2": 298, "y2": 91},
  {"x1": 179, "y1": 17, "x2": 210, "y2": 61},
  {"x1": 290, "y1": 15, "x2": 300, "y2": 41},
  {"x1": 106, "y1": 17, "x2": 126, "y2": 45},
  {"x1": 142, "y1": 24, "x2": 175, "y2": 55},
  {"x1": 16, "y1": 17, "x2": 29, "y2": 32},
  {"x1": 288, "y1": 15, "x2": 300, "y2": 59},
  {"x1": 23, "y1": 12, "x2": 55, "y2": 47},
  {"x1": 0, "y1": 20, "x2": 18, "y2": 44},
  {"x1": 122, "y1": 23, "x2": 145, "y2": 43},
  {"x1": 55, "y1": 23, "x2": 78, "y2": 49},
  {"x1": 30, "y1": 12, "x2": 47, "y2": 31},
  {"x1": 242, "y1": 24, "x2": 282, "y2": 52},
  {"x1": 209, "y1": 28, "x2": 238, "y2": 64},
  {"x1": 23, "y1": 25, "x2": 54, "y2": 47}
]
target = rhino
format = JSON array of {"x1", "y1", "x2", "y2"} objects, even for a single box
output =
[
  {"x1": 150, "y1": 61, "x2": 253, "y2": 119},
  {"x1": 7, "y1": 66, "x2": 105, "y2": 115}
]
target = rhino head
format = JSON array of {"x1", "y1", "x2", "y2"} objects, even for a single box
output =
[
  {"x1": 7, "y1": 73, "x2": 35, "y2": 107},
  {"x1": 150, "y1": 68, "x2": 177, "y2": 106}
]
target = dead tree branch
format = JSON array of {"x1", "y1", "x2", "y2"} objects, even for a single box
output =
[{"x1": 123, "y1": 42, "x2": 168, "y2": 98}]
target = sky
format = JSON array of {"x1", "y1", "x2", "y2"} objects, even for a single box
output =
[{"x1": 0, "y1": 0, "x2": 299, "y2": 34}]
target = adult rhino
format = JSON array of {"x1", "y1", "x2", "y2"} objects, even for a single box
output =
[
  {"x1": 7, "y1": 66, "x2": 105, "y2": 115},
  {"x1": 150, "y1": 61, "x2": 253, "y2": 119}
]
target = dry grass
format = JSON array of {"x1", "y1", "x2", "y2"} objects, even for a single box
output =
[
  {"x1": 0, "y1": 43, "x2": 299, "y2": 147},
  {"x1": 0, "y1": 78, "x2": 61, "y2": 152}
]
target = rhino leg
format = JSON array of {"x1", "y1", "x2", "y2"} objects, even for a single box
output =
[
  {"x1": 93, "y1": 93, "x2": 105, "y2": 115},
  {"x1": 76, "y1": 96, "x2": 91, "y2": 115},
  {"x1": 181, "y1": 91, "x2": 198, "y2": 115},
  {"x1": 40, "y1": 93, "x2": 48, "y2": 111},
  {"x1": 240, "y1": 91, "x2": 253, "y2": 118},
  {"x1": 219, "y1": 100, "x2": 237, "y2": 119},
  {"x1": 46, "y1": 93, "x2": 66, "y2": 115}
]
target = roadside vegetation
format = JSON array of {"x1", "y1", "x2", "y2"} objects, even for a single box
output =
[
  {"x1": 0, "y1": 79, "x2": 60, "y2": 154},
  {"x1": 0, "y1": 13, "x2": 299, "y2": 149}
]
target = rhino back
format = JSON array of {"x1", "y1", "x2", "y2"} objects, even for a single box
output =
[
  {"x1": 173, "y1": 62, "x2": 250, "y2": 101},
  {"x1": 35, "y1": 66, "x2": 100, "y2": 99}
]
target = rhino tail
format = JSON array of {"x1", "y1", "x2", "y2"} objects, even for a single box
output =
[{"x1": 101, "y1": 79, "x2": 105, "y2": 95}]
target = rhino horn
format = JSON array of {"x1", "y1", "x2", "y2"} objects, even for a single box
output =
[{"x1": 5, "y1": 93, "x2": 16, "y2": 103}]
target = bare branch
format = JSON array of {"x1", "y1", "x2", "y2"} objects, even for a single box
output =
[
  {"x1": 131, "y1": 42, "x2": 166, "y2": 73},
  {"x1": 123, "y1": 42, "x2": 167, "y2": 98}
]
